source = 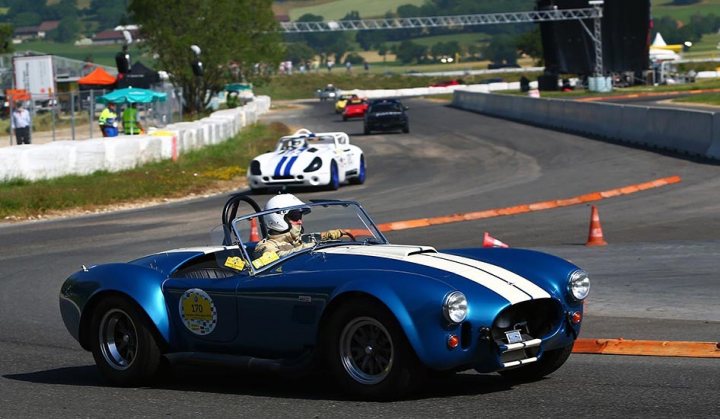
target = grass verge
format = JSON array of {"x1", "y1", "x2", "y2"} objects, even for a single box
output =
[
  {"x1": 0, "y1": 122, "x2": 289, "y2": 221},
  {"x1": 673, "y1": 92, "x2": 720, "y2": 106}
]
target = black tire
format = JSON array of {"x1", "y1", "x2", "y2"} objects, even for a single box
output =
[
  {"x1": 402, "y1": 123, "x2": 409, "y2": 133},
  {"x1": 342, "y1": 115, "x2": 348, "y2": 121},
  {"x1": 364, "y1": 125, "x2": 371, "y2": 135},
  {"x1": 250, "y1": 187, "x2": 267, "y2": 195},
  {"x1": 89, "y1": 295, "x2": 163, "y2": 386},
  {"x1": 348, "y1": 155, "x2": 366, "y2": 185},
  {"x1": 327, "y1": 161, "x2": 340, "y2": 191},
  {"x1": 498, "y1": 343, "x2": 574, "y2": 382},
  {"x1": 324, "y1": 299, "x2": 424, "y2": 400}
]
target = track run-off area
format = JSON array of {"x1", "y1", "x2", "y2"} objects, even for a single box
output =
[{"x1": 1, "y1": 98, "x2": 718, "y2": 416}]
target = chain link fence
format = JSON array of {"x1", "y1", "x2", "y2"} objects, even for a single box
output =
[{"x1": 5, "y1": 84, "x2": 183, "y2": 146}]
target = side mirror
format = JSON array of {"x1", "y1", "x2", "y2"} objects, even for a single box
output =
[{"x1": 404, "y1": 106, "x2": 409, "y2": 111}]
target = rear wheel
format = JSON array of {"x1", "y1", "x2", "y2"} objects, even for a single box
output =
[
  {"x1": 327, "y1": 161, "x2": 340, "y2": 190},
  {"x1": 498, "y1": 343, "x2": 574, "y2": 382},
  {"x1": 402, "y1": 123, "x2": 409, "y2": 133},
  {"x1": 364, "y1": 125, "x2": 371, "y2": 135},
  {"x1": 349, "y1": 155, "x2": 366, "y2": 185},
  {"x1": 90, "y1": 296, "x2": 163, "y2": 386},
  {"x1": 343, "y1": 115, "x2": 348, "y2": 121},
  {"x1": 325, "y1": 300, "x2": 424, "y2": 400}
]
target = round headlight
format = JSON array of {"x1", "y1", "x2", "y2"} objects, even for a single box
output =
[
  {"x1": 443, "y1": 291, "x2": 467, "y2": 324},
  {"x1": 568, "y1": 270, "x2": 590, "y2": 301}
]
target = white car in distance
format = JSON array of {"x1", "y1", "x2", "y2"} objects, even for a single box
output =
[{"x1": 247, "y1": 129, "x2": 366, "y2": 193}]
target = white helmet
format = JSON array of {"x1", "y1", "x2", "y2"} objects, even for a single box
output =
[{"x1": 263, "y1": 194, "x2": 307, "y2": 232}]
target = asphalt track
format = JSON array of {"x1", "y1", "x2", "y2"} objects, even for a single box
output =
[{"x1": 1, "y1": 98, "x2": 719, "y2": 417}]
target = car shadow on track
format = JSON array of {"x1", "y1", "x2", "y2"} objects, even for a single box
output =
[{"x1": 4, "y1": 364, "x2": 517, "y2": 401}]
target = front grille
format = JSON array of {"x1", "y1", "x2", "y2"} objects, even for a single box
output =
[{"x1": 491, "y1": 299, "x2": 562, "y2": 343}]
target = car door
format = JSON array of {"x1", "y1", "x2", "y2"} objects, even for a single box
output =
[
  {"x1": 234, "y1": 260, "x2": 328, "y2": 359},
  {"x1": 335, "y1": 136, "x2": 355, "y2": 176},
  {"x1": 163, "y1": 251, "x2": 247, "y2": 350}
]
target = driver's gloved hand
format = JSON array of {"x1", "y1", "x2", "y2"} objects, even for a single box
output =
[{"x1": 322, "y1": 229, "x2": 344, "y2": 240}]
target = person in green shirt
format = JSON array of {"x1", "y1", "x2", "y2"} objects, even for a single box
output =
[
  {"x1": 122, "y1": 103, "x2": 144, "y2": 135},
  {"x1": 98, "y1": 102, "x2": 118, "y2": 137}
]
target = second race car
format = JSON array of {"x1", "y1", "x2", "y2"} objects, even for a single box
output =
[
  {"x1": 342, "y1": 97, "x2": 369, "y2": 121},
  {"x1": 247, "y1": 128, "x2": 366, "y2": 192}
]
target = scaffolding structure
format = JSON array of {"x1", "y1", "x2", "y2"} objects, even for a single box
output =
[
  {"x1": 279, "y1": 8, "x2": 601, "y2": 33},
  {"x1": 281, "y1": 5, "x2": 606, "y2": 81}
]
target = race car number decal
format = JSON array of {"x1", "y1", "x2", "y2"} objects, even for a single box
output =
[
  {"x1": 179, "y1": 288, "x2": 217, "y2": 335},
  {"x1": 224, "y1": 256, "x2": 246, "y2": 271},
  {"x1": 252, "y1": 251, "x2": 279, "y2": 269}
]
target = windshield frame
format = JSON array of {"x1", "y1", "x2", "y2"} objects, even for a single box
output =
[{"x1": 230, "y1": 200, "x2": 388, "y2": 275}]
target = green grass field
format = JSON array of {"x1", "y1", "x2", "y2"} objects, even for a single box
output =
[
  {"x1": 674, "y1": 92, "x2": 720, "y2": 105},
  {"x1": 651, "y1": 0, "x2": 720, "y2": 22},
  {"x1": 384, "y1": 32, "x2": 492, "y2": 49},
  {"x1": 288, "y1": 0, "x2": 426, "y2": 20}
]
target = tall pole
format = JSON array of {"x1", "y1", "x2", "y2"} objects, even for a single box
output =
[{"x1": 592, "y1": 1, "x2": 604, "y2": 77}]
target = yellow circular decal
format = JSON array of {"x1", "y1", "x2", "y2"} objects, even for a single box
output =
[{"x1": 179, "y1": 288, "x2": 217, "y2": 335}]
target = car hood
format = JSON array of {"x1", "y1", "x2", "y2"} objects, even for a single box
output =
[{"x1": 317, "y1": 245, "x2": 550, "y2": 304}]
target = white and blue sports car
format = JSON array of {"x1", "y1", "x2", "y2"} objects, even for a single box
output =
[{"x1": 247, "y1": 129, "x2": 366, "y2": 192}]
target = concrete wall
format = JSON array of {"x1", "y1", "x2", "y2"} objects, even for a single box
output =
[
  {"x1": 0, "y1": 96, "x2": 271, "y2": 182},
  {"x1": 452, "y1": 91, "x2": 720, "y2": 161}
]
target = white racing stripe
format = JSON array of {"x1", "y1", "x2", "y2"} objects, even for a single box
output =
[
  {"x1": 319, "y1": 245, "x2": 545, "y2": 304},
  {"x1": 409, "y1": 253, "x2": 532, "y2": 304},
  {"x1": 428, "y1": 253, "x2": 551, "y2": 300}
]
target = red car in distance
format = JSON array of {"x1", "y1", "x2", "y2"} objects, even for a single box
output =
[
  {"x1": 429, "y1": 79, "x2": 465, "y2": 87},
  {"x1": 343, "y1": 98, "x2": 368, "y2": 121}
]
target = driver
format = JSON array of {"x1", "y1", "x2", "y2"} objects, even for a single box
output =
[{"x1": 253, "y1": 194, "x2": 348, "y2": 259}]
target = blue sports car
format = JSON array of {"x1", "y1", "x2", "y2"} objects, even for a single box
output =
[{"x1": 59, "y1": 195, "x2": 590, "y2": 400}]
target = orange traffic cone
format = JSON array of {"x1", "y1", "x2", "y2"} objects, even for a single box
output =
[
  {"x1": 249, "y1": 218, "x2": 260, "y2": 242},
  {"x1": 586, "y1": 205, "x2": 607, "y2": 246},
  {"x1": 483, "y1": 232, "x2": 509, "y2": 248}
]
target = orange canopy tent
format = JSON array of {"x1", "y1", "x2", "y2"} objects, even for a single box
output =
[{"x1": 78, "y1": 67, "x2": 117, "y2": 87}]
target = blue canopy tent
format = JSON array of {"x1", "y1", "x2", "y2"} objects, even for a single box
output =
[{"x1": 98, "y1": 87, "x2": 167, "y2": 104}]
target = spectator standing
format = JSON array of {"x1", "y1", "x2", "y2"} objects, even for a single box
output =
[
  {"x1": 98, "y1": 102, "x2": 118, "y2": 137},
  {"x1": 345, "y1": 61, "x2": 352, "y2": 72},
  {"x1": 122, "y1": 103, "x2": 144, "y2": 135},
  {"x1": 10, "y1": 102, "x2": 31, "y2": 145},
  {"x1": 364, "y1": 61, "x2": 369, "y2": 72}
]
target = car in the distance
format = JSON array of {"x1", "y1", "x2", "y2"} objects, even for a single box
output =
[
  {"x1": 316, "y1": 84, "x2": 339, "y2": 101},
  {"x1": 247, "y1": 128, "x2": 365, "y2": 192},
  {"x1": 335, "y1": 94, "x2": 355, "y2": 114},
  {"x1": 58, "y1": 194, "x2": 590, "y2": 400},
  {"x1": 364, "y1": 98, "x2": 409, "y2": 134},
  {"x1": 342, "y1": 97, "x2": 368, "y2": 121}
]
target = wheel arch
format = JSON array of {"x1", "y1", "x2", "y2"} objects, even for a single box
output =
[
  {"x1": 78, "y1": 289, "x2": 170, "y2": 353},
  {"x1": 316, "y1": 287, "x2": 429, "y2": 364}
]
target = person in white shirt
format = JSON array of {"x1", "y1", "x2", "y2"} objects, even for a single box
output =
[{"x1": 11, "y1": 102, "x2": 32, "y2": 145}]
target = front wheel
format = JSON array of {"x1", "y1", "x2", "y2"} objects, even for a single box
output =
[
  {"x1": 349, "y1": 155, "x2": 366, "y2": 185},
  {"x1": 402, "y1": 123, "x2": 409, "y2": 133},
  {"x1": 89, "y1": 296, "x2": 163, "y2": 386},
  {"x1": 325, "y1": 300, "x2": 424, "y2": 400},
  {"x1": 327, "y1": 161, "x2": 340, "y2": 190},
  {"x1": 498, "y1": 343, "x2": 574, "y2": 382}
]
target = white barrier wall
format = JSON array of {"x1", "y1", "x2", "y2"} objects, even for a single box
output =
[
  {"x1": 0, "y1": 96, "x2": 271, "y2": 182},
  {"x1": 452, "y1": 90, "x2": 720, "y2": 161}
]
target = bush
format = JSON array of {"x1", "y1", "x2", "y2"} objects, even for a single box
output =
[{"x1": 344, "y1": 53, "x2": 365, "y2": 65}]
